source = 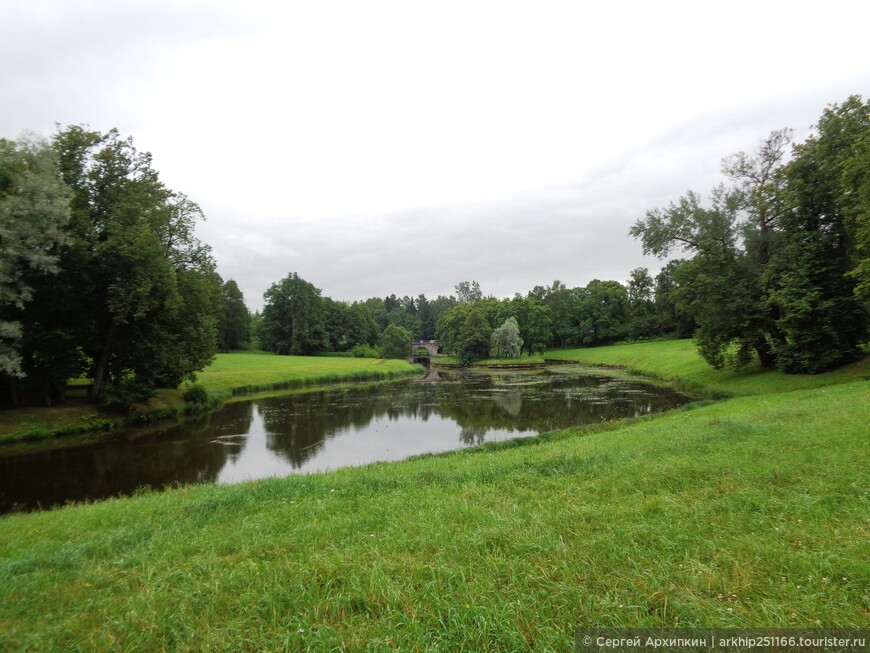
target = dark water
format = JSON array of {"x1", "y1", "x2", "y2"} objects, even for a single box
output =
[{"x1": 0, "y1": 367, "x2": 688, "y2": 513}]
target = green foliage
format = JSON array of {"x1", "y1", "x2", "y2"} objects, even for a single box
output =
[
  {"x1": 13, "y1": 126, "x2": 221, "y2": 402},
  {"x1": 350, "y1": 344, "x2": 382, "y2": 359},
  {"x1": 217, "y1": 279, "x2": 251, "y2": 351},
  {"x1": 845, "y1": 125, "x2": 870, "y2": 304},
  {"x1": 653, "y1": 260, "x2": 696, "y2": 337},
  {"x1": 260, "y1": 272, "x2": 328, "y2": 355},
  {"x1": 490, "y1": 316, "x2": 523, "y2": 358},
  {"x1": 0, "y1": 136, "x2": 71, "y2": 380},
  {"x1": 182, "y1": 383, "x2": 209, "y2": 405},
  {"x1": 631, "y1": 98, "x2": 870, "y2": 374},
  {"x1": 456, "y1": 307, "x2": 492, "y2": 365},
  {"x1": 454, "y1": 279, "x2": 483, "y2": 304},
  {"x1": 767, "y1": 96, "x2": 870, "y2": 372},
  {"x1": 101, "y1": 376, "x2": 156, "y2": 411},
  {"x1": 626, "y1": 267, "x2": 656, "y2": 339},
  {"x1": 575, "y1": 279, "x2": 628, "y2": 346},
  {"x1": 380, "y1": 323, "x2": 412, "y2": 359},
  {"x1": 324, "y1": 300, "x2": 380, "y2": 352}
]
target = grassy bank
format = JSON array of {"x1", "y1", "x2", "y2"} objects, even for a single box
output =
[
  {"x1": 0, "y1": 353, "x2": 421, "y2": 444},
  {"x1": 548, "y1": 339, "x2": 870, "y2": 397},
  {"x1": 0, "y1": 341, "x2": 867, "y2": 650}
]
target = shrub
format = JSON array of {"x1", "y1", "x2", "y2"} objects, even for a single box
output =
[
  {"x1": 182, "y1": 384, "x2": 209, "y2": 405},
  {"x1": 350, "y1": 344, "x2": 382, "y2": 358},
  {"x1": 102, "y1": 377, "x2": 155, "y2": 411}
]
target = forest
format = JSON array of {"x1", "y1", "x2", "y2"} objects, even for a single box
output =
[{"x1": 1, "y1": 96, "x2": 868, "y2": 407}]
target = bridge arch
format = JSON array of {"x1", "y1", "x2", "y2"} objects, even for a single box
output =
[{"x1": 409, "y1": 340, "x2": 439, "y2": 363}]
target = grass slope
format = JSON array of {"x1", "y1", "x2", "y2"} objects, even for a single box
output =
[
  {"x1": 549, "y1": 339, "x2": 870, "y2": 397},
  {"x1": 0, "y1": 342, "x2": 867, "y2": 651}
]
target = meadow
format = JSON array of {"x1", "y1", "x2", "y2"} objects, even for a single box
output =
[{"x1": 0, "y1": 340, "x2": 867, "y2": 651}]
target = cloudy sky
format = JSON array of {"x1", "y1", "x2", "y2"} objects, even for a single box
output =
[{"x1": 2, "y1": 0, "x2": 868, "y2": 309}]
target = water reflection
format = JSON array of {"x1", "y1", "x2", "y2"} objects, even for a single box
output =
[{"x1": 0, "y1": 367, "x2": 688, "y2": 513}]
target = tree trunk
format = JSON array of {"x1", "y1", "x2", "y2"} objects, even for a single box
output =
[
  {"x1": 756, "y1": 342, "x2": 776, "y2": 368},
  {"x1": 92, "y1": 324, "x2": 116, "y2": 398}
]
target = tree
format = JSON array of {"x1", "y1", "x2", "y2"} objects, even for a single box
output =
[
  {"x1": 345, "y1": 303, "x2": 381, "y2": 349},
  {"x1": 381, "y1": 323, "x2": 412, "y2": 359},
  {"x1": 490, "y1": 317, "x2": 523, "y2": 358},
  {"x1": 0, "y1": 136, "x2": 72, "y2": 400},
  {"x1": 630, "y1": 173, "x2": 777, "y2": 367},
  {"x1": 626, "y1": 267, "x2": 656, "y2": 339},
  {"x1": 653, "y1": 260, "x2": 695, "y2": 337},
  {"x1": 536, "y1": 280, "x2": 578, "y2": 348},
  {"x1": 434, "y1": 304, "x2": 468, "y2": 356},
  {"x1": 30, "y1": 126, "x2": 219, "y2": 400},
  {"x1": 323, "y1": 300, "x2": 380, "y2": 352},
  {"x1": 575, "y1": 280, "x2": 628, "y2": 346},
  {"x1": 260, "y1": 272, "x2": 327, "y2": 355},
  {"x1": 435, "y1": 303, "x2": 493, "y2": 364},
  {"x1": 456, "y1": 307, "x2": 492, "y2": 365},
  {"x1": 217, "y1": 279, "x2": 251, "y2": 352},
  {"x1": 844, "y1": 115, "x2": 870, "y2": 304},
  {"x1": 631, "y1": 100, "x2": 870, "y2": 372},
  {"x1": 455, "y1": 280, "x2": 483, "y2": 304},
  {"x1": 500, "y1": 296, "x2": 552, "y2": 355},
  {"x1": 766, "y1": 96, "x2": 869, "y2": 372}
]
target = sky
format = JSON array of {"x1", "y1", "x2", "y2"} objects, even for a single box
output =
[{"x1": 2, "y1": 0, "x2": 868, "y2": 310}]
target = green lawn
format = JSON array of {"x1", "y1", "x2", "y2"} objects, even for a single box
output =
[
  {"x1": 1, "y1": 341, "x2": 867, "y2": 650},
  {"x1": 195, "y1": 351, "x2": 419, "y2": 393},
  {"x1": 548, "y1": 339, "x2": 870, "y2": 397},
  {"x1": 0, "y1": 352, "x2": 421, "y2": 443}
]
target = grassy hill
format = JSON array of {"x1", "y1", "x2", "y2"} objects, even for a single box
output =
[{"x1": 1, "y1": 341, "x2": 867, "y2": 651}]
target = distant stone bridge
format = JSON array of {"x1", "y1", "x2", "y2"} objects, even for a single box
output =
[{"x1": 409, "y1": 340, "x2": 439, "y2": 364}]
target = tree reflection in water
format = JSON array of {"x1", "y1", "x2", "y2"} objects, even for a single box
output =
[{"x1": 0, "y1": 367, "x2": 688, "y2": 513}]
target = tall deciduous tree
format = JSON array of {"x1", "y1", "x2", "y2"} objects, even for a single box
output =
[
  {"x1": 260, "y1": 272, "x2": 327, "y2": 355},
  {"x1": 575, "y1": 279, "x2": 628, "y2": 346},
  {"x1": 654, "y1": 260, "x2": 695, "y2": 337},
  {"x1": 454, "y1": 280, "x2": 483, "y2": 304},
  {"x1": 41, "y1": 126, "x2": 219, "y2": 398},
  {"x1": 766, "y1": 96, "x2": 869, "y2": 372},
  {"x1": 456, "y1": 307, "x2": 492, "y2": 365},
  {"x1": 0, "y1": 136, "x2": 71, "y2": 393},
  {"x1": 630, "y1": 148, "x2": 782, "y2": 368},
  {"x1": 381, "y1": 323, "x2": 412, "y2": 359},
  {"x1": 435, "y1": 303, "x2": 493, "y2": 364},
  {"x1": 217, "y1": 279, "x2": 251, "y2": 352},
  {"x1": 626, "y1": 267, "x2": 656, "y2": 339}
]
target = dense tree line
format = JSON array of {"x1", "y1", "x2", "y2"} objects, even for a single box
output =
[
  {"x1": 258, "y1": 273, "x2": 685, "y2": 366},
  {"x1": 1, "y1": 127, "x2": 251, "y2": 407},
  {"x1": 631, "y1": 96, "x2": 869, "y2": 373},
  {"x1": 4, "y1": 95, "x2": 865, "y2": 409}
]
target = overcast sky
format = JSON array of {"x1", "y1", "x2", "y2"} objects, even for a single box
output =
[{"x1": 2, "y1": 0, "x2": 868, "y2": 310}]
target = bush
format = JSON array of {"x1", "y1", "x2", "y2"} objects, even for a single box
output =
[
  {"x1": 350, "y1": 344, "x2": 382, "y2": 359},
  {"x1": 102, "y1": 377, "x2": 155, "y2": 411},
  {"x1": 182, "y1": 384, "x2": 209, "y2": 405}
]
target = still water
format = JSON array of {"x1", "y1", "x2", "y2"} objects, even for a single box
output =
[{"x1": 0, "y1": 367, "x2": 689, "y2": 513}]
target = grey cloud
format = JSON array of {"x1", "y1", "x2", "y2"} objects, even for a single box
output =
[{"x1": 0, "y1": 1, "x2": 253, "y2": 135}]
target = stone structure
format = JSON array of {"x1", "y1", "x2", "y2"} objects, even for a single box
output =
[{"x1": 409, "y1": 340, "x2": 439, "y2": 364}]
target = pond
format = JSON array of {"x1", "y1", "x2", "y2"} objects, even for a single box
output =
[{"x1": 0, "y1": 366, "x2": 689, "y2": 513}]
